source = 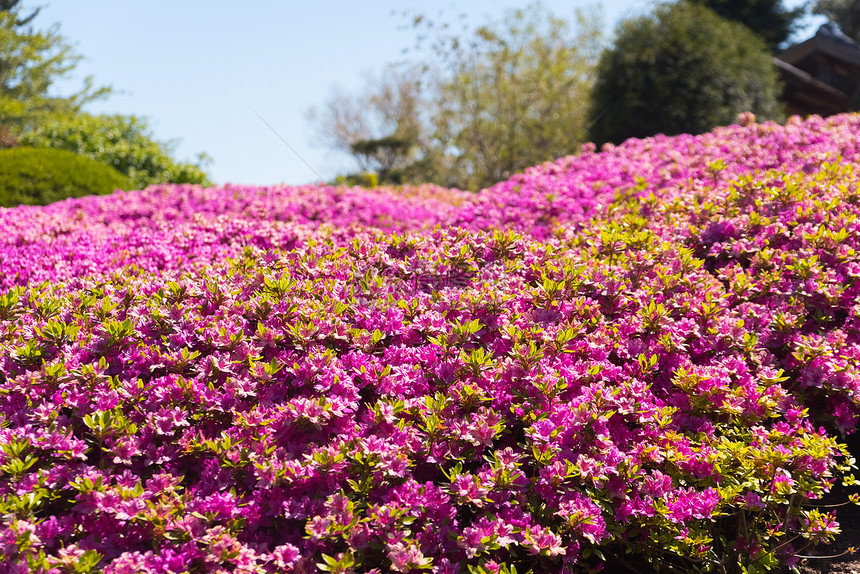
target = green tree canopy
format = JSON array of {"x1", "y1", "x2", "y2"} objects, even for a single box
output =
[
  {"x1": 0, "y1": 3, "x2": 212, "y2": 187},
  {"x1": 0, "y1": 0, "x2": 39, "y2": 28},
  {"x1": 812, "y1": 0, "x2": 860, "y2": 41},
  {"x1": 0, "y1": 2, "x2": 108, "y2": 140},
  {"x1": 588, "y1": 1, "x2": 782, "y2": 146},
  {"x1": 689, "y1": 0, "x2": 806, "y2": 51}
]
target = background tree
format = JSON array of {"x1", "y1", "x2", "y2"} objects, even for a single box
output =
[
  {"x1": 20, "y1": 113, "x2": 212, "y2": 188},
  {"x1": 0, "y1": 0, "x2": 39, "y2": 28},
  {"x1": 0, "y1": 2, "x2": 108, "y2": 143},
  {"x1": 812, "y1": 0, "x2": 860, "y2": 40},
  {"x1": 307, "y1": 64, "x2": 427, "y2": 185},
  {"x1": 688, "y1": 0, "x2": 806, "y2": 51},
  {"x1": 0, "y1": 3, "x2": 213, "y2": 188},
  {"x1": 429, "y1": 4, "x2": 602, "y2": 189},
  {"x1": 588, "y1": 1, "x2": 782, "y2": 146},
  {"x1": 308, "y1": 2, "x2": 602, "y2": 190}
]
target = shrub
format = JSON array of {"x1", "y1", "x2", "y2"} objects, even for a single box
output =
[
  {"x1": 588, "y1": 1, "x2": 783, "y2": 145},
  {"x1": 0, "y1": 147, "x2": 132, "y2": 207},
  {"x1": 19, "y1": 113, "x2": 212, "y2": 188},
  {"x1": 0, "y1": 114, "x2": 859, "y2": 573},
  {"x1": 334, "y1": 171, "x2": 379, "y2": 188}
]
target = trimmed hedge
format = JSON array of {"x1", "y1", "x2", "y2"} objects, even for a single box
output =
[
  {"x1": 0, "y1": 147, "x2": 133, "y2": 207},
  {"x1": 20, "y1": 114, "x2": 213, "y2": 188}
]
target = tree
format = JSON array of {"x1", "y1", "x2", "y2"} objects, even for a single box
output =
[
  {"x1": 588, "y1": 1, "x2": 782, "y2": 147},
  {"x1": 0, "y1": 1, "x2": 109, "y2": 144},
  {"x1": 688, "y1": 0, "x2": 806, "y2": 51},
  {"x1": 308, "y1": 3, "x2": 602, "y2": 190},
  {"x1": 20, "y1": 113, "x2": 212, "y2": 188},
  {"x1": 0, "y1": 0, "x2": 39, "y2": 28},
  {"x1": 0, "y1": 5, "x2": 210, "y2": 188},
  {"x1": 429, "y1": 4, "x2": 602, "y2": 189},
  {"x1": 307, "y1": 64, "x2": 428, "y2": 185},
  {"x1": 812, "y1": 0, "x2": 860, "y2": 41}
]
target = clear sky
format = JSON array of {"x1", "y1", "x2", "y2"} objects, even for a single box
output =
[{"x1": 28, "y1": 1, "x2": 823, "y2": 187}]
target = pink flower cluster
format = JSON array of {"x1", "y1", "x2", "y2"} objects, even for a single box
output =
[{"x1": 1, "y1": 113, "x2": 859, "y2": 573}]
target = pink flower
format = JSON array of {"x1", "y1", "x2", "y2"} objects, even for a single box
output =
[
  {"x1": 741, "y1": 491, "x2": 766, "y2": 510},
  {"x1": 305, "y1": 515, "x2": 332, "y2": 541},
  {"x1": 527, "y1": 419, "x2": 558, "y2": 443},
  {"x1": 641, "y1": 470, "x2": 673, "y2": 499},
  {"x1": 557, "y1": 493, "x2": 609, "y2": 544},
  {"x1": 387, "y1": 541, "x2": 431, "y2": 572},
  {"x1": 522, "y1": 525, "x2": 566, "y2": 557}
]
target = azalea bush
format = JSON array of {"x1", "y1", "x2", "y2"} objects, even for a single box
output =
[{"x1": 1, "y1": 113, "x2": 859, "y2": 573}]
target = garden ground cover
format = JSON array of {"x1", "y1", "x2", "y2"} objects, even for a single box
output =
[{"x1": 1, "y1": 112, "x2": 860, "y2": 573}]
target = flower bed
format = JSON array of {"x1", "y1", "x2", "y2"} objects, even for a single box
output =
[{"x1": 1, "y1": 113, "x2": 859, "y2": 573}]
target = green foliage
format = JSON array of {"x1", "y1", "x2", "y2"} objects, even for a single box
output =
[
  {"x1": 309, "y1": 2, "x2": 602, "y2": 190},
  {"x1": 0, "y1": 4, "x2": 211, "y2": 188},
  {"x1": 812, "y1": 0, "x2": 860, "y2": 40},
  {"x1": 0, "y1": 147, "x2": 132, "y2": 207},
  {"x1": 689, "y1": 0, "x2": 806, "y2": 51},
  {"x1": 0, "y1": 6, "x2": 108, "y2": 141},
  {"x1": 349, "y1": 135, "x2": 413, "y2": 183},
  {"x1": 20, "y1": 113, "x2": 212, "y2": 188},
  {"x1": 0, "y1": 1, "x2": 39, "y2": 29},
  {"x1": 333, "y1": 171, "x2": 379, "y2": 188},
  {"x1": 588, "y1": 1, "x2": 782, "y2": 146},
  {"x1": 430, "y1": 3, "x2": 602, "y2": 189}
]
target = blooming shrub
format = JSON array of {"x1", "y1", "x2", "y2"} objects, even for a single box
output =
[{"x1": 1, "y1": 113, "x2": 859, "y2": 573}]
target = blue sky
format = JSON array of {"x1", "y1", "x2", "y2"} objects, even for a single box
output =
[{"x1": 31, "y1": 1, "x2": 822, "y2": 186}]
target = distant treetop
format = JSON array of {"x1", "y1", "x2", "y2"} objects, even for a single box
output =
[
  {"x1": 688, "y1": 0, "x2": 806, "y2": 51},
  {"x1": 812, "y1": 0, "x2": 860, "y2": 41},
  {"x1": 589, "y1": 1, "x2": 782, "y2": 146}
]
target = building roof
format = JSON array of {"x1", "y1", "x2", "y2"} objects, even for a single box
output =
[
  {"x1": 779, "y1": 23, "x2": 860, "y2": 69},
  {"x1": 776, "y1": 24, "x2": 860, "y2": 117}
]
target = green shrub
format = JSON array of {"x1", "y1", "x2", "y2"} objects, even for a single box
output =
[
  {"x1": 19, "y1": 113, "x2": 212, "y2": 188},
  {"x1": 588, "y1": 1, "x2": 783, "y2": 145},
  {"x1": 334, "y1": 171, "x2": 379, "y2": 188},
  {"x1": 0, "y1": 147, "x2": 132, "y2": 207}
]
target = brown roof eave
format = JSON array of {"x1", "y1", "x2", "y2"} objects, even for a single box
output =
[
  {"x1": 774, "y1": 57, "x2": 851, "y2": 100},
  {"x1": 780, "y1": 35, "x2": 860, "y2": 69}
]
